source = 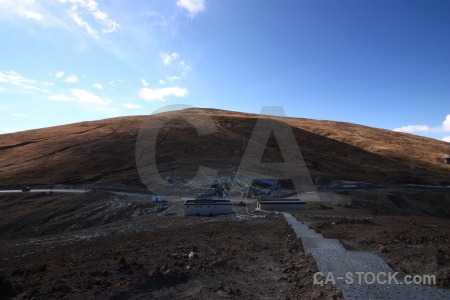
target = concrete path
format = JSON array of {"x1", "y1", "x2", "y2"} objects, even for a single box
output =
[{"x1": 283, "y1": 213, "x2": 450, "y2": 300}]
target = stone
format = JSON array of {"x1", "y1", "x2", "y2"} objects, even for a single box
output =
[{"x1": 379, "y1": 245, "x2": 389, "y2": 253}]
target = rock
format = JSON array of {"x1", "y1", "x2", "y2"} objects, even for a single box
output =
[
  {"x1": 216, "y1": 289, "x2": 228, "y2": 297},
  {"x1": 188, "y1": 252, "x2": 198, "y2": 259},
  {"x1": 379, "y1": 245, "x2": 389, "y2": 253},
  {"x1": 118, "y1": 257, "x2": 128, "y2": 272}
]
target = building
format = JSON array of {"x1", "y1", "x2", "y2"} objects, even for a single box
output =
[
  {"x1": 256, "y1": 198, "x2": 306, "y2": 211},
  {"x1": 184, "y1": 198, "x2": 234, "y2": 216}
]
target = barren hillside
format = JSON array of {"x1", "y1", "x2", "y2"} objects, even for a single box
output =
[{"x1": 0, "y1": 108, "x2": 449, "y2": 187}]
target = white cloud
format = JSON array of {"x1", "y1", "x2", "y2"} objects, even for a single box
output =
[
  {"x1": 108, "y1": 81, "x2": 116, "y2": 87},
  {"x1": 394, "y1": 114, "x2": 450, "y2": 134},
  {"x1": 161, "y1": 52, "x2": 179, "y2": 65},
  {"x1": 179, "y1": 60, "x2": 192, "y2": 74},
  {"x1": 68, "y1": 8, "x2": 98, "y2": 39},
  {"x1": 443, "y1": 114, "x2": 450, "y2": 131},
  {"x1": 12, "y1": 113, "x2": 28, "y2": 118},
  {"x1": 141, "y1": 78, "x2": 149, "y2": 86},
  {"x1": 138, "y1": 87, "x2": 188, "y2": 101},
  {"x1": 55, "y1": 71, "x2": 65, "y2": 78},
  {"x1": 71, "y1": 89, "x2": 109, "y2": 104},
  {"x1": 0, "y1": 70, "x2": 49, "y2": 93},
  {"x1": 93, "y1": 83, "x2": 103, "y2": 89},
  {"x1": 95, "y1": 106, "x2": 119, "y2": 114},
  {"x1": 61, "y1": 0, "x2": 119, "y2": 39},
  {"x1": 65, "y1": 74, "x2": 78, "y2": 83},
  {"x1": 24, "y1": 85, "x2": 49, "y2": 92},
  {"x1": 159, "y1": 79, "x2": 165, "y2": 84},
  {"x1": 20, "y1": 10, "x2": 43, "y2": 21},
  {"x1": 50, "y1": 89, "x2": 109, "y2": 105},
  {"x1": 168, "y1": 76, "x2": 181, "y2": 81},
  {"x1": 2, "y1": 128, "x2": 23, "y2": 134},
  {"x1": 0, "y1": 71, "x2": 34, "y2": 85},
  {"x1": 393, "y1": 125, "x2": 431, "y2": 133},
  {"x1": 122, "y1": 103, "x2": 142, "y2": 109},
  {"x1": 443, "y1": 136, "x2": 450, "y2": 143},
  {"x1": 92, "y1": 9, "x2": 119, "y2": 33},
  {"x1": 49, "y1": 94, "x2": 75, "y2": 101},
  {"x1": 176, "y1": 0, "x2": 205, "y2": 17}
]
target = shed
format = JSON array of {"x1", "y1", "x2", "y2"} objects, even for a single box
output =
[{"x1": 184, "y1": 198, "x2": 234, "y2": 216}]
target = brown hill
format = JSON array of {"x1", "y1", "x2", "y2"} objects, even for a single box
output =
[{"x1": 0, "y1": 108, "x2": 449, "y2": 187}]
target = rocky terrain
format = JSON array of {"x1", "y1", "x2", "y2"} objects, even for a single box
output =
[
  {"x1": 1, "y1": 108, "x2": 450, "y2": 299},
  {"x1": 0, "y1": 192, "x2": 342, "y2": 299}
]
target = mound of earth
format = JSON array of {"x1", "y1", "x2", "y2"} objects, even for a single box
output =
[{"x1": 0, "y1": 108, "x2": 449, "y2": 188}]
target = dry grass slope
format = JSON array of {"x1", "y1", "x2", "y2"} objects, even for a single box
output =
[{"x1": 0, "y1": 108, "x2": 449, "y2": 187}]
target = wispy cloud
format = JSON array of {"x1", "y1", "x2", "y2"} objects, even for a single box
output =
[
  {"x1": 1, "y1": 128, "x2": 24, "y2": 134},
  {"x1": 12, "y1": 113, "x2": 29, "y2": 118},
  {"x1": 61, "y1": 0, "x2": 120, "y2": 39},
  {"x1": 141, "y1": 78, "x2": 149, "y2": 86},
  {"x1": 159, "y1": 79, "x2": 165, "y2": 84},
  {"x1": 161, "y1": 52, "x2": 179, "y2": 65},
  {"x1": 55, "y1": 71, "x2": 65, "y2": 78},
  {"x1": 138, "y1": 86, "x2": 188, "y2": 101},
  {"x1": 168, "y1": 76, "x2": 181, "y2": 81},
  {"x1": 122, "y1": 103, "x2": 142, "y2": 109},
  {"x1": 176, "y1": 0, "x2": 205, "y2": 17},
  {"x1": 20, "y1": 10, "x2": 43, "y2": 21},
  {"x1": 50, "y1": 89, "x2": 109, "y2": 105},
  {"x1": 49, "y1": 95, "x2": 73, "y2": 101},
  {"x1": 0, "y1": 70, "x2": 49, "y2": 93},
  {"x1": 93, "y1": 83, "x2": 103, "y2": 89},
  {"x1": 24, "y1": 85, "x2": 49, "y2": 93},
  {"x1": 178, "y1": 60, "x2": 192, "y2": 75},
  {"x1": 95, "y1": 106, "x2": 119, "y2": 114},
  {"x1": 65, "y1": 74, "x2": 78, "y2": 83}
]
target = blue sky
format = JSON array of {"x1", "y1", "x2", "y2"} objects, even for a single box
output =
[{"x1": 0, "y1": 0, "x2": 449, "y2": 142}]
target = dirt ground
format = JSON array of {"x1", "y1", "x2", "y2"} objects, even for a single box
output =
[{"x1": 0, "y1": 191, "x2": 342, "y2": 299}]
